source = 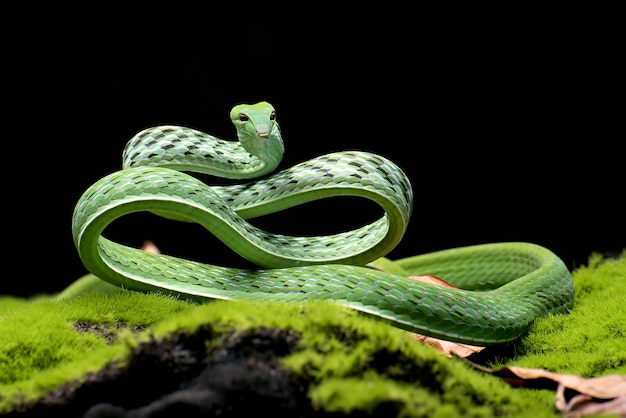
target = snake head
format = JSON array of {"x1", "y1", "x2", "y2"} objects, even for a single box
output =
[{"x1": 230, "y1": 101, "x2": 284, "y2": 169}]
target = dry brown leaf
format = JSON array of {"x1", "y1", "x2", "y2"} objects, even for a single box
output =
[
  {"x1": 407, "y1": 274, "x2": 458, "y2": 288},
  {"x1": 141, "y1": 240, "x2": 160, "y2": 254},
  {"x1": 553, "y1": 374, "x2": 626, "y2": 417},
  {"x1": 412, "y1": 334, "x2": 485, "y2": 358},
  {"x1": 558, "y1": 393, "x2": 626, "y2": 418},
  {"x1": 466, "y1": 362, "x2": 626, "y2": 417},
  {"x1": 469, "y1": 364, "x2": 626, "y2": 395}
]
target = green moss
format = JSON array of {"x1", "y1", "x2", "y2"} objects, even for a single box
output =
[
  {"x1": 0, "y1": 296, "x2": 558, "y2": 417},
  {"x1": 0, "y1": 290, "x2": 195, "y2": 410},
  {"x1": 0, "y1": 250, "x2": 624, "y2": 416},
  {"x1": 273, "y1": 303, "x2": 559, "y2": 417},
  {"x1": 0, "y1": 296, "x2": 31, "y2": 316},
  {"x1": 507, "y1": 251, "x2": 626, "y2": 376}
]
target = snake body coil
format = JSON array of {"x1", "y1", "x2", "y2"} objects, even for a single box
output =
[{"x1": 72, "y1": 101, "x2": 574, "y2": 345}]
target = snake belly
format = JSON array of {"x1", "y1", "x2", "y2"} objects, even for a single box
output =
[{"x1": 71, "y1": 102, "x2": 575, "y2": 345}]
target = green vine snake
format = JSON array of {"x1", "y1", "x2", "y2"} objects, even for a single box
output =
[{"x1": 71, "y1": 101, "x2": 575, "y2": 345}]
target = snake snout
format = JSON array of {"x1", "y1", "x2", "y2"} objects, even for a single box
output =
[{"x1": 255, "y1": 123, "x2": 271, "y2": 138}]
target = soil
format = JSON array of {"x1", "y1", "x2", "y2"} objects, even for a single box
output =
[{"x1": 6, "y1": 326, "x2": 351, "y2": 418}]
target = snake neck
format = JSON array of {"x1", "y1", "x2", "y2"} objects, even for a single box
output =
[
  {"x1": 122, "y1": 101, "x2": 284, "y2": 179},
  {"x1": 235, "y1": 125, "x2": 284, "y2": 178}
]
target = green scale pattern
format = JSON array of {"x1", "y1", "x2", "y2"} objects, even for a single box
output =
[
  {"x1": 123, "y1": 126, "x2": 268, "y2": 173},
  {"x1": 73, "y1": 149, "x2": 412, "y2": 267}
]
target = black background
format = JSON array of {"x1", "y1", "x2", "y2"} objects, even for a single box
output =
[{"x1": 7, "y1": 1, "x2": 623, "y2": 297}]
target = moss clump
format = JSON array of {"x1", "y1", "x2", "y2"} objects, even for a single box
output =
[
  {"x1": 0, "y1": 251, "x2": 624, "y2": 416},
  {"x1": 508, "y1": 251, "x2": 626, "y2": 376},
  {"x1": 0, "y1": 291, "x2": 195, "y2": 409},
  {"x1": 2, "y1": 294, "x2": 560, "y2": 417}
]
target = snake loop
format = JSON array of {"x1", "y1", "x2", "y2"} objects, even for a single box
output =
[{"x1": 72, "y1": 101, "x2": 574, "y2": 345}]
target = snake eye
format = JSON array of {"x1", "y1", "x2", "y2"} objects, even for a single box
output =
[
  {"x1": 238, "y1": 113, "x2": 249, "y2": 123},
  {"x1": 270, "y1": 111, "x2": 276, "y2": 121}
]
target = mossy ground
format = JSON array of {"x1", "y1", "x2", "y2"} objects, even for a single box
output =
[{"x1": 0, "y1": 250, "x2": 624, "y2": 417}]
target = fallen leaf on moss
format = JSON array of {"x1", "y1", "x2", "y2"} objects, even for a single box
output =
[
  {"x1": 467, "y1": 362, "x2": 626, "y2": 417},
  {"x1": 557, "y1": 388, "x2": 626, "y2": 417},
  {"x1": 412, "y1": 334, "x2": 485, "y2": 358}
]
